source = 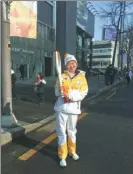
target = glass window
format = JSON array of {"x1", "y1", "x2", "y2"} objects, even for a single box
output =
[
  {"x1": 77, "y1": 35, "x2": 82, "y2": 47},
  {"x1": 93, "y1": 43, "x2": 112, "y2": 49},
  {"x1": 92, "y1": 61, "x2": 101, "y2": 66},
  {"x1": 37, "y1": 23, "x2": 41, "y2": 37},
  {"x1": 93, "y1": 55, "x2": 112, "y2": 58}
]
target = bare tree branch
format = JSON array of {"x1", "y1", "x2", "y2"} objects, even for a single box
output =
[
  {"x1": 122, "y1": 25, "x2": 133, "y2": 60},
  {"x1": 99, "y1": 2, "x2": 121, "y2": 28},
  {"x1": 3, "y1": 0, "x2": 12, "y2": 6},
  {"x1": 98, "y1": 1, "x2": 133, "y2": 68}
]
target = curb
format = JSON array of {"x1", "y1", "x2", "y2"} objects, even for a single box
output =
[
  {"x1": 1, "y1": 80, "x2": 124, "y2": 146},
  {"x1": 83, "y1": 80, "x2": 124, "y2": 103},
  {"x1": 1, "y1": 114, "x2": 55, "y2": 146}
]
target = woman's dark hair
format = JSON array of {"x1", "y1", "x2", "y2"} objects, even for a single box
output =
[
  {"x1": 40, "y1": 73, "x2": 44, "y2": 80},
  {"x1": 38, "y1": 72, "x2": 42, "y2": 76},
  {"x1": 37, "y1": 72, "x2": 44, "y2": 79}
]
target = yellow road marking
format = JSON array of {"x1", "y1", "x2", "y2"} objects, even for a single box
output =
[
  {"x1": 18, "y1": 112, "x2": 88, "y2": 161},
  {"x1": 106, "y1": 92, "x2": 116, "y2": 100},
  {"x1": 78, "y1": 112, "x2": 88, "y2": 120},
  {"x1": 18, "y1": 133, "x2": 57, "y2": 161}
]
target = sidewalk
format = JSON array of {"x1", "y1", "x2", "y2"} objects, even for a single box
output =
[{"x1": 16, "y1": 77, "x2": 56, "y2": 87}]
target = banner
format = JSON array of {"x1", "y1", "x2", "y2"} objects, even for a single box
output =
[
  {"x1": 103, "y1": 27, "x2": 117, "y2": 41},
  {"x1": 10, "y1": 1, "x2": 37, "y2": 39}
]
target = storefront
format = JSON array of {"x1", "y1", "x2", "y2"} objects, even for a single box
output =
[
  {"x1": 10, "y1": 1, "x2": 56, "y2": 79},
  {"x1": 10, "y1": 20, "x2": 55, "y2": 78}
]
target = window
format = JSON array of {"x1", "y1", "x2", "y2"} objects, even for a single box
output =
[
  {"x1": 38, "y1": 1, "x2": 53, "y2": 27},
  {"x1": 37, "y1": 23, "x2": 41, "y2": 37},
  {"x1": 92, "y1": 61, "x2": 101, "y2": 66},
  {"x1": 48, "y1": 27, "x2": 55, "y2": 41},
  {"x1": 77, "y1": 35, "x2": 82, "y2": 47},
  {"x1": 93, "y1": 43, "x2": 112, "y2": 49},
  {"x1": 92, "y1": 55, "x2": 112, "y2": 58},
  {"x1": 93, "y1": 49, "x2": 112, "y2": 53},
  {"x1": 93, "y1": 49, "x2": 99, "y2": 53},
  {"x1": 102, "y1": 62, "x2": 109, "y2": 66}
]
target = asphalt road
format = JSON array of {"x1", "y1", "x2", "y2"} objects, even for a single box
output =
[
  {"x1": 14, "y1": 84, "x2": 56, "y2": 102},
  {"x1": 2, "y1": 81, "x2": 133, "y2": 174},
  {"x1": 14, "y1": 75, "x2": 105, "y2": 103}
]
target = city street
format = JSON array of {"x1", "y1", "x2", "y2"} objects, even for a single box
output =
[
  {"x1": 14, "y1": 75, "x2": 105, "y2": 103},
  {"x1": 11, "y1": 75, "x2": 104, "y2": 124},
  {"x1": 1, "y1": 1, "x2": 133, "y2": 173},
  {"x1": 2, "y1": 81, "x2": 133, "y2": 174}
]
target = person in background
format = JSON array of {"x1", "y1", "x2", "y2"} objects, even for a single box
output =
[
  {"x1": 125, "y1": 70, "x2": 131, "y2": 84},
  {"x1": 34, "y1": 73, "x2": 47, "y2": 104},
  {"x1": 19, "y1": 63, "x2": 25, "y2": 80},
  {"x1": 105, "y1": 65, "x2": 110, "y2": 86},
  {"x1": 108, "y1": 64, "x2": 115, "y2": 85},
  {"x1": 35, "y1": 72, "x2": 41, "y2": 84},
  {"x1": 11, "y1": 69, "x2": 17, "y2": 98},
  {"x1": 54, "y1": 53, "x2": 88, "y2": 167},
  {"x1": 129, "y1": 69, "x2": 133, "y2": 80},
  {"x1": 125, "y1": 72, "x2": 130, "y2": 84}
]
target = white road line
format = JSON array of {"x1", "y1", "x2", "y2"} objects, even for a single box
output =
[{"x1": 106, "y1": 92, "x2": 116, "y2": 100}]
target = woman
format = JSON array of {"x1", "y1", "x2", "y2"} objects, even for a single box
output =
[
  {"x1": 54, "y1": 53, "x2": 88, "y2": 167},
  {"x1": 34, "y1": 73, "x2": 46, "y2": 104}
]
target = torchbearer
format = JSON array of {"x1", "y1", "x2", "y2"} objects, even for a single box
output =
[{"x1": 54, "y1": 53, "x2": 88, "y2": 167}]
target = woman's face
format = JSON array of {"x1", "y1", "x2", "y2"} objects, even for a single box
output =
[
  {"x1": 37, "y1": 73, "x2": 40, "y2": 77},
  {"x1": 66, "y1": 60, "x2": 77, "y2": 73}
]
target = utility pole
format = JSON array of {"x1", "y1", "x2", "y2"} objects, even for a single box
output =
[
  {"x1": 112, "y1": 2, "x2": 122, "y2": 67},
  {"x1": 120, "y1": 1, "x2": 126, "y2": 70},
  {"x1": 1, "y1": 1, "x2": 18, "y2": 128},
  {"x1": 118, "y1": 5, "x2": 123, "y2": 69}
]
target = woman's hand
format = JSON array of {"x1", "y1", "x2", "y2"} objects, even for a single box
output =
[{"x1": 60, "y1": 91, "x2": 69, "y2": 99}]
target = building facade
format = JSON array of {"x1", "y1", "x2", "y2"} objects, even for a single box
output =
[
  {"x1": 11, "y1": 1, "x2": 56, "y2": 78},
  {"x1": 91, "y1": 40, "x2": 119, "y2": 71},
  {"x1": 76, "y1": 1, "x2": 95, "y2": 70},
  {"x1": 11, "y1": 1, "x2": 95, "y2": 78},
  {"x1": 56, "y1": 1, "x2": 95, "y2": 71}
]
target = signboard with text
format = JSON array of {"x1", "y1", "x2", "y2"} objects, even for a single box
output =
[{"x1": 103, "y1": 27, "x2": 117, "y2": 41}]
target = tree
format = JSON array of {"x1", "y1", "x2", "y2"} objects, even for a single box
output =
[
  {"x1": 99, "y1": 1, "x2": 133, "y2": 69},
  {"x1": 122, "y1": 26, "x2": 133, "y2": 69}
]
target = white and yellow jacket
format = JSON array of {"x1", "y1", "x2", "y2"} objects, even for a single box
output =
[{"x1": 54, "y1": 70, "x2": 88, "y2": 115}]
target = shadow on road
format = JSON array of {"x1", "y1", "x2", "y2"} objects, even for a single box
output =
[{"x1": 12, "y1": 133, "x2": 58, "y2": 164}]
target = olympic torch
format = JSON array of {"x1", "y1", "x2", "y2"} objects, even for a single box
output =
[
  {"x1": 55, "y1": 51, "x2": 70, "y2": 103},
  {"x1": 55, "y1": 51, "x2": 63, "y2": 95}
]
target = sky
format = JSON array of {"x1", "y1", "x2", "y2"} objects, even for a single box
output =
[
  {"x1": 91, "y1": 1, "x2": 133, "y2": 41},
  {"x1": 91, "y1": 1, "x2": 108, "y2": 41}
]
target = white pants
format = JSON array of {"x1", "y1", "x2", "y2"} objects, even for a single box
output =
[{"x1": 56, "y1": 112, "x2": 78, "y2": 159}]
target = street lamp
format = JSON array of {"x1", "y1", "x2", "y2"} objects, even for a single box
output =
[{"x1": 1, "y1": 1, "x2": 18, "y2": 129}]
